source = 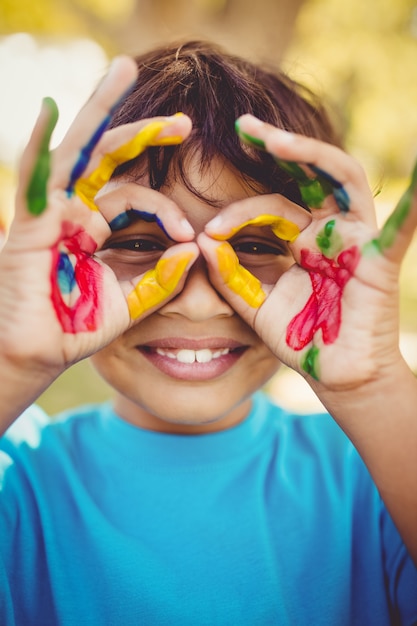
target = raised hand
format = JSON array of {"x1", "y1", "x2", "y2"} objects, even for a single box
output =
[
  {"x1": 0, "y1": 57, "x2": 197, "y2": 392},
  {"x1": 199, "y1": 114, "x2": 417, "y2": 391}
]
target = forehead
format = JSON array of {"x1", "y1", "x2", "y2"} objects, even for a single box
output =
[{"x1": 108, "y1": 155, "x2": 260, "y2": 233}]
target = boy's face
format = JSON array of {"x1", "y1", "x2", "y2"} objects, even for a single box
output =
[{"x1": 91, "y1": 157, "x2": 293, "y2": 433}]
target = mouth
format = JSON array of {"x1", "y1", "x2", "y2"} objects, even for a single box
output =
[{"x1": 138, "y1": 339, "x2": 247, "y2": 381}]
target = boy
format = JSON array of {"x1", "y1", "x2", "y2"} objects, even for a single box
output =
[{"x1": 0, "y1": 40, "x2": 416, "y2": 624}]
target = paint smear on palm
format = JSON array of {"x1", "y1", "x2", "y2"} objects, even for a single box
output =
[
  {"x1": 286, "y1": 220, "x2": 359, "y2": 380},
  {"x1": 50, "y1": 220, "x2": 103, "y2": 332},
  {"x1": 234, "y1": 121, "x2": 350, "y2": 213},
  {"x1": 26, "y1": 98, "x2": 59, "y2": 216},
  {"x1": 74, "y1": 117, "x2": 185, "y2": 211},
  {"x1": 127, "y1": 252, "x2": 193, "y2": 319}
]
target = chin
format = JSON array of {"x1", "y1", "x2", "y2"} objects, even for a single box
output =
[{"x1": 116, "y1": 385, "x2": 254, "y2": 434}]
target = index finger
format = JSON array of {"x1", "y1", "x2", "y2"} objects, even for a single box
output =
[
  {"x1": 205, "y1": 193, "x2": 311, "y2": 242},
  {"x1": 50, "y1": 55, "x2": 138, "y2": 192},
  {"x1": 74, "y1": 115, "x2": 191, "y2": 211},
  {"x1": 235, "y1": 114, "x2": 376, "y2": 227}
]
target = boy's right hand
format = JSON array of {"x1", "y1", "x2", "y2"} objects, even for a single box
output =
[{"x1": 0, "y1": 57, "x2": 197, "y2": 417}]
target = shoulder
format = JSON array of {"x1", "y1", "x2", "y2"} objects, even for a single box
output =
[{"x1": 0, "y1": 402, "x2": 109, "y2": 462}]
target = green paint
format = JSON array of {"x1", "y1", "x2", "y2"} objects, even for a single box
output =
[
  {"x1": 363, "y1": 156, "x2": 417, "y2": 256},
  {"x1": 234, "y1": 123, "x2": 267, "y2": 150},
  {"x1": 273, "y1": 160, "x2": 327, "y2": 208},
  {"x1": 301, "y1": 345, "x2": 320, "y2": 380},
  {"x1": 234, "y1": 122, "x2": 340, "y2": 210},
  {"x1": 26, "y1": 97, "x2": 59, "y2": 216},
  {"x1": 316, "y1": 219, "x2": 343, "y2": 257}
]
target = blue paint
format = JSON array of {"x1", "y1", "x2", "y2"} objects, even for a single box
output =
[
  {"x1": 66, "y1": 116, "x2": 111, "y2": 196},
  {"x1": 309, "y1": 164, "x2": 350, "y2": 213},
  {"x1": 109, "y1": 209, "x2": 172, "y2": 239},
  {"x1": 57, "y1": 252, "x2": 76, "y2": 294},
  {"x1": 235, "y1": 123, "x2": 350, "y2": 213},
  {"x1": 65, "y1": 83, "x2": 135, "y2": 196}
]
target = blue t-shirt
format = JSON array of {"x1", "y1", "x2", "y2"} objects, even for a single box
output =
[{"x1": 0, "y1": 392, "x2": 416, "y2": 625}]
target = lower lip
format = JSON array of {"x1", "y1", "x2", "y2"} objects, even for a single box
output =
[{"x1": 139, "y1": 347, "x2": 246, "y2": 381}]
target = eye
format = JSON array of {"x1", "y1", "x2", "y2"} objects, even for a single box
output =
[
  {"x1": 230, "y1": 236, "x2": 292, "y2": 284},
  {"x1": 96, "y1": 234, "x2": 169, "y2": 280},
  {"x1": 231, "y1": 240, "x2": 286, "y2": 256},
  {"x1": 103, "y1": 238, "x2": 166, "y2": 252}
]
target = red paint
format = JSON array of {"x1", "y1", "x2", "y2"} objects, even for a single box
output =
[
  {"x1": 286, "y1": 246, "x2": 360, "y2": 350},
  {"x1": 50, "y1": 221, "x2": 103, "y2": 333}
]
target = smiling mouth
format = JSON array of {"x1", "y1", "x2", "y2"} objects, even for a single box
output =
[
  {"x1": 154, "y1": 347, "x2": 232, "y2": 364},
  {"x1": 139, "y1": 343, "x2": 247, "y2": 380}
]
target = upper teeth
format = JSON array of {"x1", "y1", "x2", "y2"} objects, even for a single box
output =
[{"x1": 156, "y1": 348, "x2": 230, "y2": 364}]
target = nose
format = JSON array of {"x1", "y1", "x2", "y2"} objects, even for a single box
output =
[{"x1": 158, "y1": 257, "x2": 234, "y2": 321}]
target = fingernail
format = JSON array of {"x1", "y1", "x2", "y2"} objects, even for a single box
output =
[
  {"x1": 164, "y1": 112, "x2": 185, "y2": 120},
  {"x1": 206, "y1": 215, "x2": 222, "y2": 233},
  {"x1": 180, "y1": 218, "x2": 195, "y2": 237}
]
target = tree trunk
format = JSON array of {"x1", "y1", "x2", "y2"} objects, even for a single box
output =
[{"x1": 104, "y1": 0, "x2": 306, "y2": 62}]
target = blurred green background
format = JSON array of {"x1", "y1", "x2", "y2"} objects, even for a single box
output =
[{"x1": 1, "y1": 0, "x2": 417, "y2": 414}]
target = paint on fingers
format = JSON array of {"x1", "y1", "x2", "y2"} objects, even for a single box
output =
[
  {"x1": 65, "y1": 83, "x2": 137, "y2": 196},
  {"x1": 211, "y1": 214, "x2": 300, "y2": 244},
  {"x1": 109, "y1": 208, "x2": 171, "y2": 240},
  {"x1": 26, "y1": 98, "x2": 59, "y2": 216},
  {"x1": 127, "y1": 252, "x2": 193, "y2": 319},
  {"x1": 235, "y1": 122, "x2": 350, "y2": 213},
  {"x1": 364, "y1": 156, "x2": 417, "y2": 255},
  {"x1": 74, "y1": 118, "x2": 185, "y2": 211},
  {"x1": 216, "y1": 242, "x2": 266, "y2": 308}
]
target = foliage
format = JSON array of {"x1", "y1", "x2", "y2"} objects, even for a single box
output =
[{"x1": 285, "y1": 0, "x2": 417, "y2": 178}]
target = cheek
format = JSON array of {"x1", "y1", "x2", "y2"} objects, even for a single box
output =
[
  {"x1": 249, "y1": 344, "x2": 282, "y2": 384},
  {"x1": 89, "y1": 343, "x2": 124, "y2": 386}
]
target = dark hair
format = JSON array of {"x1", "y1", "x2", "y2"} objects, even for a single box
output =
[{"x1": 109, "y1": 40, "x2": 341, "y2": 207}]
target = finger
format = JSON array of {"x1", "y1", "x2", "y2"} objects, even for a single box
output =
[
  {"x1": 74, "y1": 114, "x2": 191, "y2": 212},
  {"x1": 16, "y1": 97, "x2": 59, "y2": 218},
  {"x1": 50, "y1": 56, "x2": 138, "y2": 192},
  {"x1": 236, "y1": 114, "x2": 376, "y2": 226},
  {"x1": 95, "y1": 182, "x2": 195, "y2": 241},
  {"x1": 121, "y1": 243, "x2": 199, "y2": 320},
  {"x1": 363, "y1": 157, "x2": 417, "y2": 264},
  {"x1": 197, "y1": 233, "x2": 267, "y2": 326},
  {"x1": 205, "y1": 193, "x2": 311, "y2": 242}
]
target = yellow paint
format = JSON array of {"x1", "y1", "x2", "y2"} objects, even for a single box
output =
[
  {"x1": 216, "y1": 243, "x2": 266, "y2": 308},
  {"x1": 211, "y1": 214, "x2": 300, "y2": 243},
  {"x1": 75, "y1": 118, "x2": 185, "y2": 211},
  {"x1": 127, "y1": 252, "x2": 193, "y2": 319}
]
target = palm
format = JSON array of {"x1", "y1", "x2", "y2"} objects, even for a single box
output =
[
  {"x1": 254, "y1": 213, "x2": 401, "y2": 387},
  {"x1": 0, "y1": 57, "x2": 194, "y2": 374},
  {"x1": 0, "y1": 190, "x2": 129, "y2": 370}
]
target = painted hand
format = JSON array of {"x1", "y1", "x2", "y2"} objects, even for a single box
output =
[
  {"x1": 0, "y1": 56, "x2": 197, "y2": 372},
  {"x1": 199, "y1": 114, "x2": 417, "y2": 389}
]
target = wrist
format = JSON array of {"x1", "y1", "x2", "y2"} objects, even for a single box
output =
[{"x1": 0, "y1": 352, "x2": 61, "y2": 435}]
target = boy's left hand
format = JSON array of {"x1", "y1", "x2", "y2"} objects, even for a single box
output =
[{"x1": 199, "y1": 114, "x2": 417, "y2": 391}]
